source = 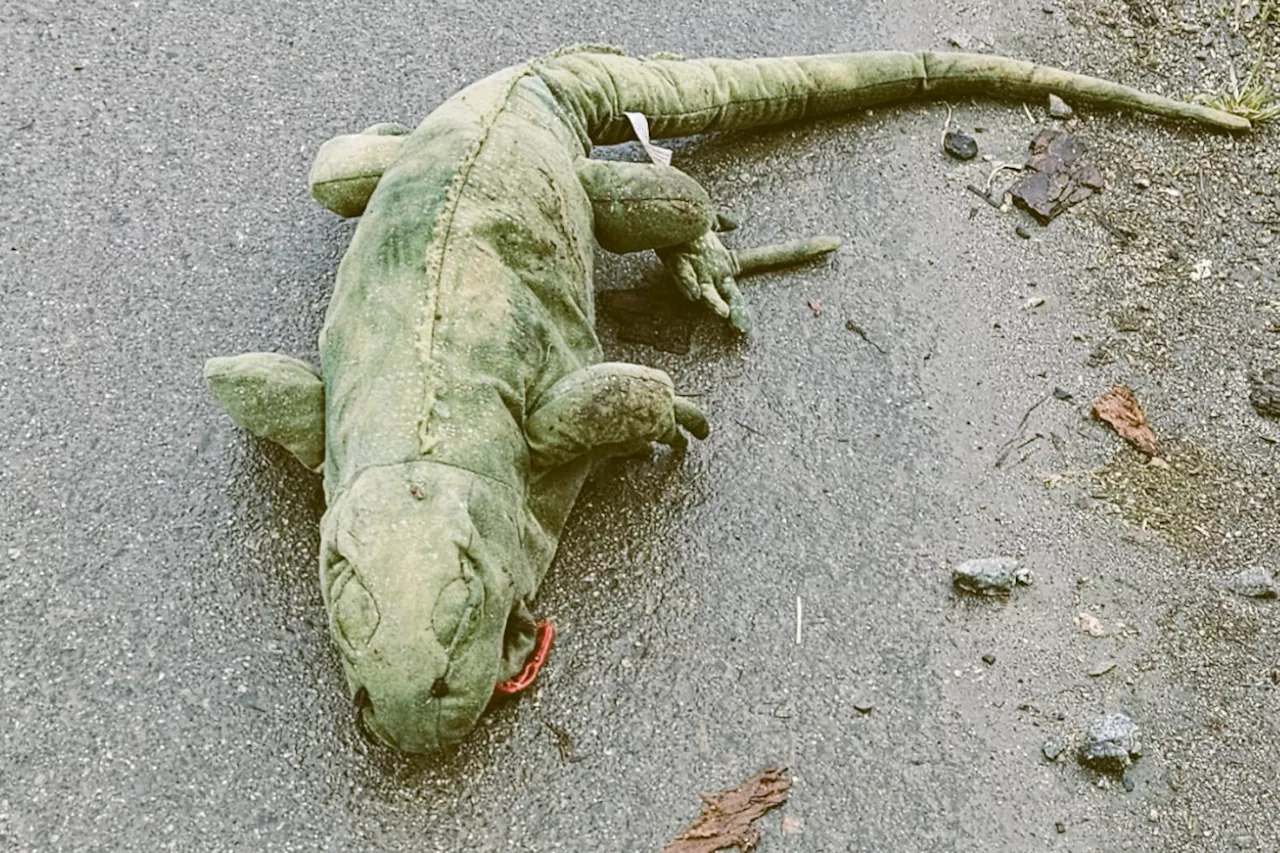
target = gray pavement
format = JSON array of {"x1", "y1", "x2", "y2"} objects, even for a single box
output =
[{"x1": 3, "y1": 0, "x2": 1278, "y2": 850}]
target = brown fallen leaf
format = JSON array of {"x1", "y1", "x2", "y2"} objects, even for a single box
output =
[
  {"x1": 1091, "y1": 385, "x2": 1159, "y2": 457},
  {"x1": 663, "y1": 766, "x2": 791, "y2": 853}
]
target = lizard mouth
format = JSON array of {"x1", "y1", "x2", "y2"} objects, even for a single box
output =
[
  {"x1": 352, "y1": 684, "x2": 382, "y2": 745},
  {"x1": 349, "y1": 620, "x2": 557, "y2": 750},
  {"x1": 352, "y1": 681, "x2": 456, "y2": 752},
  {"x1": 344, "y1": 595, "x2": 554, "y2": 752}
]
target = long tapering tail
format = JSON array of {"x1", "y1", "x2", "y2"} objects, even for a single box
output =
[{"x1": 534, "y1": 49, "x2": 1250, "y2": 145}]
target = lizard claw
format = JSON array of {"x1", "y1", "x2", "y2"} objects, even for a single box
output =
[
  {"x1": 713, "y1": 211, "x2": 739, "y2": 232},
  {"x1": 658, "y1": 395, "x2": 710, "y2": 450},
  {"x1": 657, "y1": 231, "x2": 752, "y2": 334},
  {"x1": 673, "y1": 396, "x2": 710, "y2": 440}
]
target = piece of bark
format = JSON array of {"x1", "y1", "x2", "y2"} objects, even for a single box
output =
[
  {"x1": 663, "y1": 766, "x2": 791, "y2": 853},
  {"x1": 1010, "y1": 128, "x2": 1105, "y2": 223},
  {"x1": 1091, "y1": 385, "x2": 1159, "y2": 457}
]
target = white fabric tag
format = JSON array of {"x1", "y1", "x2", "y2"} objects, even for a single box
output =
[{"x1": 623, "y1": 111, "x2": 673, "y2": 168}]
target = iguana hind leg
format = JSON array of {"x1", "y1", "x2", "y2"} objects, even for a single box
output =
[
  {"x1": 575, "y1": 157, "x2": 718, "y2": 253},
  {"x1": 309, "y1": 122, "x2": 410, "y2": 218},
  {"x1": 525, "y1": 362, "x2": 709, "y2": 468},
  {"x1": 576, "y1": 157, "x2": 840, "y2": 334}
]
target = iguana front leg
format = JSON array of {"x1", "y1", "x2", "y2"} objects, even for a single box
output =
[
  {"x1": 204, "y1": 352, "x2": 325, "y2": 471},
  {"x1": 576, "y1": 158, "x2": 841, "y2": 334},
  {"x1": 525, "y1": 362, "x2": 709, "y2": 469},
  {"x1": 309, "y1": 122, "x2": 411, "y2": 218}
]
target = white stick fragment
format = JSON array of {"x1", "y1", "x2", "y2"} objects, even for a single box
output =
[{"x1": 795, "y1": 596, "x2": 803, "y2": 646}]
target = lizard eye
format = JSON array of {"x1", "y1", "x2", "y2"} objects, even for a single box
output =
[
  {"x1": 331, "y1": 564, "x2": 380, "y2": 649},
  {"x1": 322, "y1": 549, "x2": 348, "y2": 600},
  {"x1": 432, "y1": 557, "x2": 483, "y2": 648}
]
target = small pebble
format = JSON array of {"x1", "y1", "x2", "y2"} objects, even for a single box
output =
[
  {"x1": 1088, "y1": 660, "x2": 1118, "y2": 677},
  {"x1": 1048, "y1": 94, "x2": 1073, "y2": 119},
  {"x1": 1076, "y1": 611, "x2": 1105, "y2": 637},
  {"x1": 943, "y1": 130, "x2": 979, "y2": 160},
  {"x1": 1042, "y1": 739, "x2": 1065, "y2": 760},
  {"x1": 1227, "y1": 566, "x2": 1277, "y2": 599},
  {"x1": 1053, "y1": 387, "x2": 1073, "y2": 401},
  {"x1": 853, "y1": 699, "x2": 875, "y2": 714},
  {"x1": 1133, "y1": 175, "x2": 1151, "y2": 189},
  {"x1": 1079, "y1": 712, "x2": 1142, "y2": 773},
  {"x1": 982, "y1": 653, "x2": 996, "y2": 666},
  {"x1": 1149, "y1": 808, "x2": 1160, "y2": 823},
  {"x1": 1148, "y1": 456, "x2": 1171, "y2": 470},
  {"x1": 1025, "y1": 296, "x2": 1045, "y2": 308},
  {"x1": 1015, "y1": 225, "x2": 1032, "y2": 239},
  {"x1": 1055, "y1": 822, "x2": 1066, "y2": 834},
  {"x1": 953, "y1": 557, "x2": 1024, "y2": 596}
]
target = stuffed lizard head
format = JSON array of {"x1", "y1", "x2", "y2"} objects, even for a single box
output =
[{"x1": 319, "y1": 462, "x2": 536, "y2": 753}]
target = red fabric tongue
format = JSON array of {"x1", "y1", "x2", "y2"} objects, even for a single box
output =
[{"x1": 493, "y1": 620, "x2": 555, "y2": 695}]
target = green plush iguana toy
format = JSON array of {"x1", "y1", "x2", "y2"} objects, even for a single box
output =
[{"x1": 205, "y1": 48, "x2": 1247, "y2": 753}]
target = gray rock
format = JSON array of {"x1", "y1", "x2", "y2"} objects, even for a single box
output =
[
  {"x1": 1048, "y1": 94, "x2": 1074, "y2": 119},
  {"x1": 953, "y1": 557, "x2": 1030, "y2": 595},
  {"x1": 1227, "y1": 566, "x2": 1277, "y2": 599},
  {"x1": 1042, "y1": 738, "x2": 1065, "y2": 760},
  {"x1": 1079, "y1": 712, "x2": 1142, "y2": 773},
  {"x1": 944, "y1": 130, "x2": 978, "y2": 160}
]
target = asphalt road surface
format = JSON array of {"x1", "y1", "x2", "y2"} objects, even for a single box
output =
[{"x1": 4, "y1": 0, "x2": 1278, "y2": 850}]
